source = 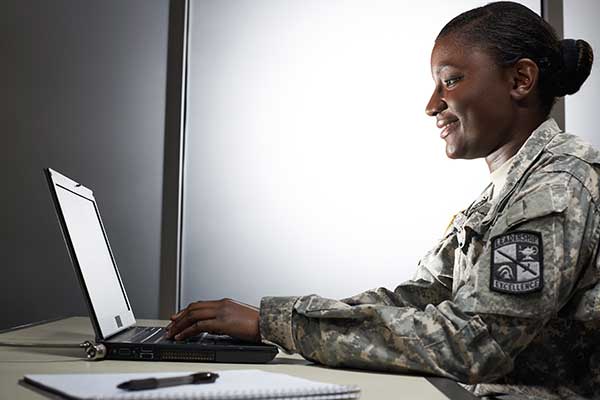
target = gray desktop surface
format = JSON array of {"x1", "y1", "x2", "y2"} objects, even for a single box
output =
[{"x1": 0, "y1": 317, "x2": 476, "y2": 400}]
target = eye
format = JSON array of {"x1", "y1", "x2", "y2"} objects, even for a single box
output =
[{"x1": 444, "y1": 76, "x2": 463, "y2": 88}]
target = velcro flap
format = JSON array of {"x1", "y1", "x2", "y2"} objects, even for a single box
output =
[{"x1": 505, "y1": 184, "x2": 568, "y2": 228}]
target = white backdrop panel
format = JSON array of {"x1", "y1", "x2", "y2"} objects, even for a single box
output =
[
  {"x1": 182, "y1": 1, "x2": 540, "y2": 305},
  {"x1": 564, "y1": 0, "x2": 600, "y2": 147}
]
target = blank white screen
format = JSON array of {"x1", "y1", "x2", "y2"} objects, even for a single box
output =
[{"x1": 56, "y1": 186, "x2": 130, "y2": 336}]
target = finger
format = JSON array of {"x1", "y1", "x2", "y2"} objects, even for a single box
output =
[
  {"x1": 174, "y1": 319, "x2": 220, "y2": 341},
  {"x1": 169, "y1": 310, "x2": 184, "y2": 321},
  {"x1": 167, "y1": 302, "x2": 206, "y2": 325},
  {"x1": 167, "y1": 307, "x2": 219, "y2": 338},
  {"x1": 166, "y1": 300, "x2": 226, "y2": 337},
  {"x1": 168, "y1": 301, "x2": 221, "y2": 330},
  {"x1": 167, "y1": 308, "x2": 187, "y2": 329},
  {"x1": 166, "y1": 309, "x2": 187, "y2": 331},
  {"x1": 166, "y1": 311, "x2": 185, "y2": 330}
]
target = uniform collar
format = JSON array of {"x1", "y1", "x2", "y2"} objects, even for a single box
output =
[
  {"x1": 482, "y1": 118, "x2": 562, "y2": 223},
  {"x1": 490, "y1": 153, "x2": 516, "y2": 200}
]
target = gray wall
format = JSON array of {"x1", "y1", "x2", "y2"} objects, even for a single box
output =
[{"x1": 0, "y1": 0, "x2": 169, "y2": 329}]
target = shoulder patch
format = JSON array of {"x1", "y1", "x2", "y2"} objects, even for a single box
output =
[{"x1": 490, "y1": 231, "x2": 543, "y2": 294}]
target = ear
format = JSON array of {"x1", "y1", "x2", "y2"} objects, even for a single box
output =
[{"x1": 509, "y1": 58, "x2": 539, "y2": 101}]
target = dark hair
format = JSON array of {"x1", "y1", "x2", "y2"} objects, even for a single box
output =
[{"x1": 437, "y1": 1, "x2": 594, "y2": 116}]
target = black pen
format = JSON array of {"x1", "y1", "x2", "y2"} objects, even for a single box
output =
[{"x1": 117, "y1": 372, "x2": 219, "y2": 391}]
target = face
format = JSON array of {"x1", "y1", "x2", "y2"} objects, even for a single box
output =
[{"x1": 426, "y1": 35, "x2": 516, "y2": 160}]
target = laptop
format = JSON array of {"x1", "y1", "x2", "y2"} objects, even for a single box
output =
[{"x1": 44, "y1": 168, "x2": 278, "y2": 363}]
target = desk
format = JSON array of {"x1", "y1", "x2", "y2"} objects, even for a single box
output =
[{"x1": 0, "y1": 317, "x2": 475, "y2": 399}]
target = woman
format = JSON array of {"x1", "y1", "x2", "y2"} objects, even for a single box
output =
[{"x1": 167, "y1": 2, "x2": 599, "y2": 398}]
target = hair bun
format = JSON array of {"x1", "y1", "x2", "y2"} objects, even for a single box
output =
[{"x1": 556, "y1": 38, "x2": 594, "y2": 97}]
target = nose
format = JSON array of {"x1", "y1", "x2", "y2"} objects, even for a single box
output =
[{"x1": 425, "y1": 88, "x2": 446, "y2": 117}]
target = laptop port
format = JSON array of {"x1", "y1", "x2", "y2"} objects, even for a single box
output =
[
  {"x1": 118, "y1": 348, "x2": 131, "y2": 356},
  {"x1": 140, "y1": 353, "x2": 154, "y2": 360}
]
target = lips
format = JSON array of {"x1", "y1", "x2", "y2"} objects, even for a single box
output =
[{"x1": 437, "y1": 118, "x2": 460, "y2": 139}]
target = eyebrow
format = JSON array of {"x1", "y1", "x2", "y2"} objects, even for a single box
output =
[{"x1": 434, "y1": 64, "x2": 454, "y2": 75}]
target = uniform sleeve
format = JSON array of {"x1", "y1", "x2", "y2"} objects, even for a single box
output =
[
  {"x1": 260, "y1": 171, "x2": 599, "y2": 383},
  {"x1": 259, "y1": 230, "x2": 457, "y2": 355}
]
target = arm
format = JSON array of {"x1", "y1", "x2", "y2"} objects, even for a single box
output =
[
  {"x1": 260, "y1": 296, "x2": 514, "y2": 382},
  {"x1": 167, "y1": 211, "x2": 459, "y2": 341},
  {"x1": 261, "y1": 172, "x2": 599, "y2": 383}
]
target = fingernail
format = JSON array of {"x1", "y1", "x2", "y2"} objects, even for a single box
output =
[{"x1": 175, "y1": 334, "x2": 181, "y2": 340}]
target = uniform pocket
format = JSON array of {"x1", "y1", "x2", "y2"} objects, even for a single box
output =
[
  {"x1": 504, "y1": 184, "x2": 568, "y2": 228},
  {"x1": 492, "y1": 184, "x2": 568, "y2": 235}
]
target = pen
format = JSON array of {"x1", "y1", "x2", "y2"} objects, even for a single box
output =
[{"x1": 117, "y1": 372, "x2": 219, "y2": 391}]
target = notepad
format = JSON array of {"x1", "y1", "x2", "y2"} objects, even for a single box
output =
[{"x1": 23, "y1": 369, "x2": 361, "y2": 399}]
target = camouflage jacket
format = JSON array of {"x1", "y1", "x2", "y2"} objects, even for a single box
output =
[{"x1": 259, "y1": 119, "x2": 600, "y2": 400}]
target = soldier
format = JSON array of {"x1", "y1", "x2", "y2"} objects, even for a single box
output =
[{"x1": 167, "y1": 2, "x2": 599, "y2": 399}]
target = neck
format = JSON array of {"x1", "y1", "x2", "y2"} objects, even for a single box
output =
[{"x1": 485, "y1": 115, "x2": 546, "y2": 173}]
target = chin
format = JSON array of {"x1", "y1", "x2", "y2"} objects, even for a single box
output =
[
  {"x1": 445, "y1": 144, "x2": 462, "y2": 160},
  {"x1": 445, "y1": 143, "x2": 479, "y2": 160}
]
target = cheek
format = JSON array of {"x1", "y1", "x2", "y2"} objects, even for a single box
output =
[
  {"x1": 464, "y1": 92, "x2": 512, "y2": 130},
  {"x1": 453, "y1": 78, "x2": 512, "y2": 126}
]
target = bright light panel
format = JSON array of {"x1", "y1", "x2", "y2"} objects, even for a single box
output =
[
  {"x1": 564, "y1": 0, "x2": 600, "y2": 147},
  {"x1": 182, "y1": 1, "x2": 540, "y2": 305}
]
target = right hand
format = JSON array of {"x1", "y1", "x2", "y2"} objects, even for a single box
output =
[{"x1": 165, "y1": 298, "x2": 261, "y2": 342}]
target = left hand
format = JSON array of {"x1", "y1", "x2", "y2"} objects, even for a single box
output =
[{"x1": 165, "y1": 298, "x2": 261, "y2": 342}]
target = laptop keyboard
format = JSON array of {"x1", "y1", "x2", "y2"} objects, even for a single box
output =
[
  {"x1": 116, "y1": 326, "x2": 166, "y2": 343},
  {"x1": 184, "y1": 332, "x2": 242, "y2": 345},
  {"x1": 115, "y1": 326, "x2": 240, "y2": 345}
]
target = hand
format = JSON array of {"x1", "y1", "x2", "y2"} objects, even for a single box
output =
[{"x1": 165, "y1": 298, "x2": 261, "y2": 342}]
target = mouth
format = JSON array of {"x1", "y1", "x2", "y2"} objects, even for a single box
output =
[{"x1": 438, "y1": 119, "x2": 460, "y2": 139}]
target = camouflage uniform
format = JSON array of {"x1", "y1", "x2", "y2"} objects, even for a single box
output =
[{"x1": 259, "y1": 119, "x2": 600, "y2": 399}]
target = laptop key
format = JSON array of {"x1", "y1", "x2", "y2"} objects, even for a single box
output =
[{"x1": 139, "y1": 327, "x2": 166, "y2": 343}]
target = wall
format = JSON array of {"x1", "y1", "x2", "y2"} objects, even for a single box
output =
[
  {"x1": 0, "y1": 0, "x2": 169, "y2": 329},
  {"x1": 181, "y1": 0, "x2": 539, "y2": 307},
  {"x1": 564, "y1": 0, "x2": 600, "y2": 146}
]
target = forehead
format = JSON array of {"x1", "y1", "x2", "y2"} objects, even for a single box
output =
[{"x1": 430, "y1": 35, "x2": 497, "y2": 75}]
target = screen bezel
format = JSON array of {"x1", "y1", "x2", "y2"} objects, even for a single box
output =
[{"x1": 44, "y1": 168, "x2": 136, "y2": 340}]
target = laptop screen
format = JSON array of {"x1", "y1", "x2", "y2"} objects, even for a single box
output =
[{"x1": 52, "y1": 178, "x2": 134, "y2": 339}]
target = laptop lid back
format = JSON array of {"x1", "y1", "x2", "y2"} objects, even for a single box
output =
[{"x1": 45, "y1": 168, "x2": 135, "y2": 340}]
